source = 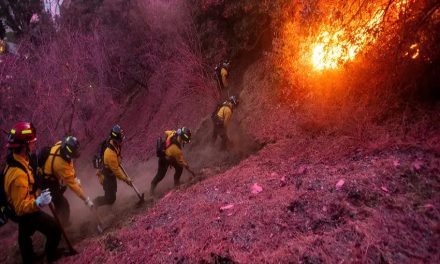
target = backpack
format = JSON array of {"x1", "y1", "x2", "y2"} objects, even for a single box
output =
[
  {"x1": 32, "y1": 146, "x2": 52, "y2": 186},
  {"x1": 211, "y1": 103, "x2": 223, "y2": 126},
  {"x1": 212, "y1": 102, "x2": 232, "y2": 127},
  {"x1": 93, "y1": 140, "x2": 116, "y2": 169},
  {"x1": 156, "y1": 137, "x2": 166, "y2": 157},
  {"x1": 93, "y1": 140, "x2": 107, "y2": 169},
  {"x1": 166, "y1": 133, "x2": 181, "y2": 149},
  {"x1": 0, "y1": 153, "x2": 31, "y2": 226},
  {"x1": 36, "y1": 145, "x2": 69, "y2": 193},
  {"x1": 156, "y1": 132, "x2": 181, "y2": 157},
  {"x1": 211, "y1": 102, "x2": 224, "y2": 119}
]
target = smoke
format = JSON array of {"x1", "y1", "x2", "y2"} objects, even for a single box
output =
[
  {"x1": 63, "y1": 155, "x2": 198, "y2": 235},
  {"x1": 186, "y1": 113, "x2": 262, "y2": 177},
  {"x1": 61, "y1": 109, "x2": 262, "y2": 236}
]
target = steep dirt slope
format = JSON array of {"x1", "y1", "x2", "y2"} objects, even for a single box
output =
[
  {"x1": 61, "y1": 136, "x2": 440, "y2": 263},
  {"x1": 55, "y1": 59, "x2": 440, "y2": 263},
  {"x1": 1, "y1": 54, "x2": 439, "y2": 263}
]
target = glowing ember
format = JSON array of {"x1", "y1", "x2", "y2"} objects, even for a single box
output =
[
  {"x1": 396, "y1": 0, "x2": 409, "y2": 12},
  {"x1": 311, "y1": 10, "x2": 385, "y2": 71},
  {"x1": 405, "y1": 44, "x2": 420, "y2": 59},
  {"x1": 410, "y1": 44, "x2": 420, "y2": 59}
]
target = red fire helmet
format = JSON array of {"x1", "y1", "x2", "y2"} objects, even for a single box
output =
[{"x1": 6, "y1": 122, "x2": 37, "y2": 148}]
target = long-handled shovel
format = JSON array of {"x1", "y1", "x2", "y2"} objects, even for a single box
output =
[
  {"x1": 120, "y1": 165, "x2": 145, "y2": 203},
  {"x1": 215, "y1": 73, "x2": 223, "y2": 98},
  {"x1": 130, "y1": 182, "x2": 145, "y2": 202},
  {"x1": 91, "y1": 207, "x2": 104, "y2": 233},
  {"x1": 48, "y1": 203, "x2": 78, "y2": 255}
]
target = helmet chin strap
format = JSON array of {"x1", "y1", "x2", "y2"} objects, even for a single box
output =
[
  {"x1": 61, "y1": 149, "x2": 70, "y2": 160},
  {"x1": 113, "y1": 138, "x2": 122, "y2": 147},
  {"x1": 21, "y1": 143, "x2": 31, "y2": 159}
]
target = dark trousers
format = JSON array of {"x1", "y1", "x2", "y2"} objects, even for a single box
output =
[
  {"x1": 212, "y1": 118, "x2": 229, "y2": 149},
  {"x1": 45, "y1": 181, "x2": 70, "y2": 225},
  {"x1": 18, "y1": 211, "x2": 61, "y2": 263},
  {"x1": 150, "y1": 157, "x2": 183, "y2": 193},
  {"x1": 94, "y1": 170, "x2": 117, "y2": 207},
  {"x1": 52, "y1": 190, "x2": 70, "y2": 225}
]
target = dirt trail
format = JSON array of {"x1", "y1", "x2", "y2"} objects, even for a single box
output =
[
  {"x1": 58, "y1": 116, "x2": 262, "y2": 258},
  {"x1": 0, "y1": 68, "x2": 263, "y2": 264},
  {"x1": 186, "y1": 116, "x2": 262, "y2": 175},
  {"x1": 66, "y1": 47, "x2": 267, "y2": 253},
  {"x1": 185, "y1": 44, "x2": 267, "y2": 177},
  {"x1": 0, "y1": 58, "x2": 264, "y2": 264}
]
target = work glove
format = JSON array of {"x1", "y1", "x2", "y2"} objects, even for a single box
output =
[
  {"x1": 75, "y1": 178, "x2": 81, "y2": 185},
  {"x1": 36, "y1": 189, "x2": 52, "y2": 208},
  {"x1": 97, "y1": 171, "x2": 104, "y2": 185},
  {"x1": 84, "y1": 197, "x2": 94, "y2": 208},
  {"x1": 125, "y1": 177, "x2": 133, "y2": 186}
]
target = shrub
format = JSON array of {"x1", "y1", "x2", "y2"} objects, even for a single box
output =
[{"x1": 0, "y1": 0, "x2": 215, "y2": 158}]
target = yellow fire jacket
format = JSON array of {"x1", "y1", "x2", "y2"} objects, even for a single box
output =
[
  {"x1": 216, "y1": 102, "x2": 233, "y2": 127},
  {"x1": 221, "y1": 67, "x2": 229, "y2": 88},
  {"x1": 4, "y1": 153, "x2": 39, "y2": 216},
  {"x1": 44, "y1": 142, "x2": 86, "y2": 200},
  {"x1": 164, "y1": 131, "x2": 188, "y2": 167},
  {"x1": 103, "y1": 140, "x2": 130, "y2": 182}
]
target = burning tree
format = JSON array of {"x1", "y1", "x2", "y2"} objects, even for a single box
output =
[{"x1": 272, "y1": 0, "x2": 440, "y2": 107}]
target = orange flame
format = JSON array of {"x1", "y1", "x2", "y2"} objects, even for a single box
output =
[{"x1": 311, "y1": 10, "x2": 385, "y2": 71}]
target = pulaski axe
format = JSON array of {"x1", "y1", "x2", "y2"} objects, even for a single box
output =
[
  {"x1": 120, "y1": 164, "x2": 145, "y2": 203},
  {"x1": 48, "y1": 203, "x2": 78, "y2": 255}
]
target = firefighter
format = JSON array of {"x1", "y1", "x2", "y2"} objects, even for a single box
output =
[
  {"x1": 41, "y1": 136, "x2": 94, "y2": 225},
  {"x1": 212, "y1": 95, "x2": 239, "y2": 150},
  {"x1": 2, "y1": 122, "x2": 62, "y2": 263},
  {"x1": 150, "y1": 127, "x2": 195, "y2": 195},
  {"x1": 215, "y1": 60, "x2": 230, "y2": 94},
  {"x1": 94, "y1": 125, "x2": 132, "y2": 207}
]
